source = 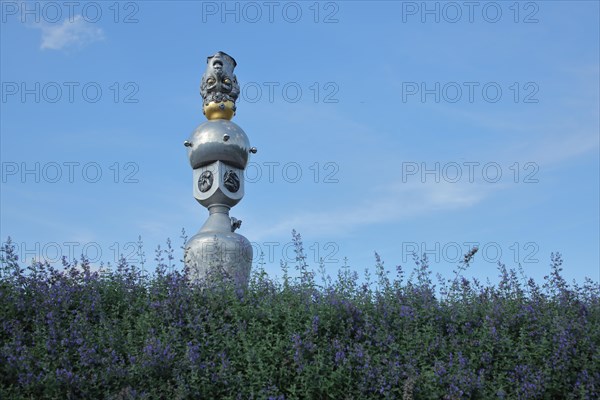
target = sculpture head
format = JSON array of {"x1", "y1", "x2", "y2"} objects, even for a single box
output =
[{"x1": 200, "y1": 51, "x2": 240, "y2": 120}]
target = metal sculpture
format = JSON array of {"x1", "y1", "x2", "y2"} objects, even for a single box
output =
[{"x1": 183, "y1": 51, "x2": 256, "y2": 287}]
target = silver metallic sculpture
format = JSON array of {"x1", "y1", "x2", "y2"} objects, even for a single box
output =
[{"x1": 184, "y1": 51, "x2": 256, "y2": 287}]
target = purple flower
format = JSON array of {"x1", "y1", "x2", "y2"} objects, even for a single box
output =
[
  {"x1": 311, "y1": 315, "x2": 320, "y2": 334},
  {"x1": 334, "y1": 350, "x2": 346, "y2": 365},
  {"x1": 291, "y1": 333, "x2": 304, "y2": 371},
  {"x1": 399, "y1": 305, "x2": 414, "y2": 318},
  {"x1": 55, "y1": 368, "x2": 76, "y2": 385},
  {"x1": 434, "y1": 361, "x2": 447, "y2": 379},
  {"x1": 187, "y1": 341, "x2": 201, "y2": 365}
]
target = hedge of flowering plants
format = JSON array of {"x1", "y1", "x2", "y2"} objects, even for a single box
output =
[{"x1": 1, "y1": 232, "x2": 599, "y2": 399}]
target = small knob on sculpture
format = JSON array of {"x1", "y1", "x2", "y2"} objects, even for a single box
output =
[
  {"x1": 184, "y1": 140, "x2": 192, "y2": 147},
  {"x1": 249, "y1": 147, "x2": 257, "y2": 154},
  {"x1": 223, "y1": 134, "x2": 230, "y2": 142}
]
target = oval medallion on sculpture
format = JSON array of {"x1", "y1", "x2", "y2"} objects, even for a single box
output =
[
  {"x1": 198, "y1": 170, "x2": 214, "y2": 193},
  {"x1": 223, "y1": 170, "x2": 240, "y2": 193}
]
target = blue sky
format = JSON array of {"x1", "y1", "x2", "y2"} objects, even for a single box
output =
[{"x1": 1, "y1": 0, "x2": 598, "y2": 287}]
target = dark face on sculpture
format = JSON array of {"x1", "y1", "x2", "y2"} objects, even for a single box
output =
[{"x1": 200, "y1": 52, "x2": 240, "y2": 106}]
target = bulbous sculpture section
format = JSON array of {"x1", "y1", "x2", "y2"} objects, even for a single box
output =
[
  {"x1": 185, "y1": 232, "x2": 253, "y2": 287},
  {"x1": 184, "y1": 206, "x2": 253, "y2": 288},
  {"x1": 186, "y1": 119, "x2": 250, "y2": 170}
]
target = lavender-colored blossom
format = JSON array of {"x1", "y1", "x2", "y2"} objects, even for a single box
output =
[
  {"x1": 187, "y1": 341, "x2": 201, "y2": 365},
  {"x1": 291, "y1": 333, "x2": 304, "y2": 371},
  {"x1": 311, "y1": 314, "x2": 320, "y2": 334}
]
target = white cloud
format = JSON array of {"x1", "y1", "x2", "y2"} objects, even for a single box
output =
[
  {"x1": 248, "y1": 180, "x2": 492, "y2": 240},
  {"x1": 36, "y1": 15, "x2": 104, "y2": 51},
  {"x1": 527, "y1": 131, "x2": 599, "y2": 167}
]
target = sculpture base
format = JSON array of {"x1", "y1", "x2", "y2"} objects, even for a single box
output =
[{"x1": 184, "y1": 206, "x2": 252, "y2": 288}]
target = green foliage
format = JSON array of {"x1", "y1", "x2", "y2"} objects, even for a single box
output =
[{"x1": 1, "y1": 235, "x2": 599, "y2": 399}]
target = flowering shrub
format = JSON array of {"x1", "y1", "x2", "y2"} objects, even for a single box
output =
[{"x1": 1, "y1": 233, "x2": 599, "y2": 399}]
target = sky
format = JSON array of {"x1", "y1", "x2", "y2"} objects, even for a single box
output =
[{"x1": 1, "y1": 0, "x2": 599, "y2": 288}]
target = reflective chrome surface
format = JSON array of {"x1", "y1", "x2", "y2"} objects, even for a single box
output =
[
  {"x1": 184, "y1": 51, "x2": 255, "y2": 289},
  {"x1": 187, "y1": 120, "x2": 250, "y2": 170},
  {"x1": 184, "y1": 205, "x2": 252, "y2": 287}
]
